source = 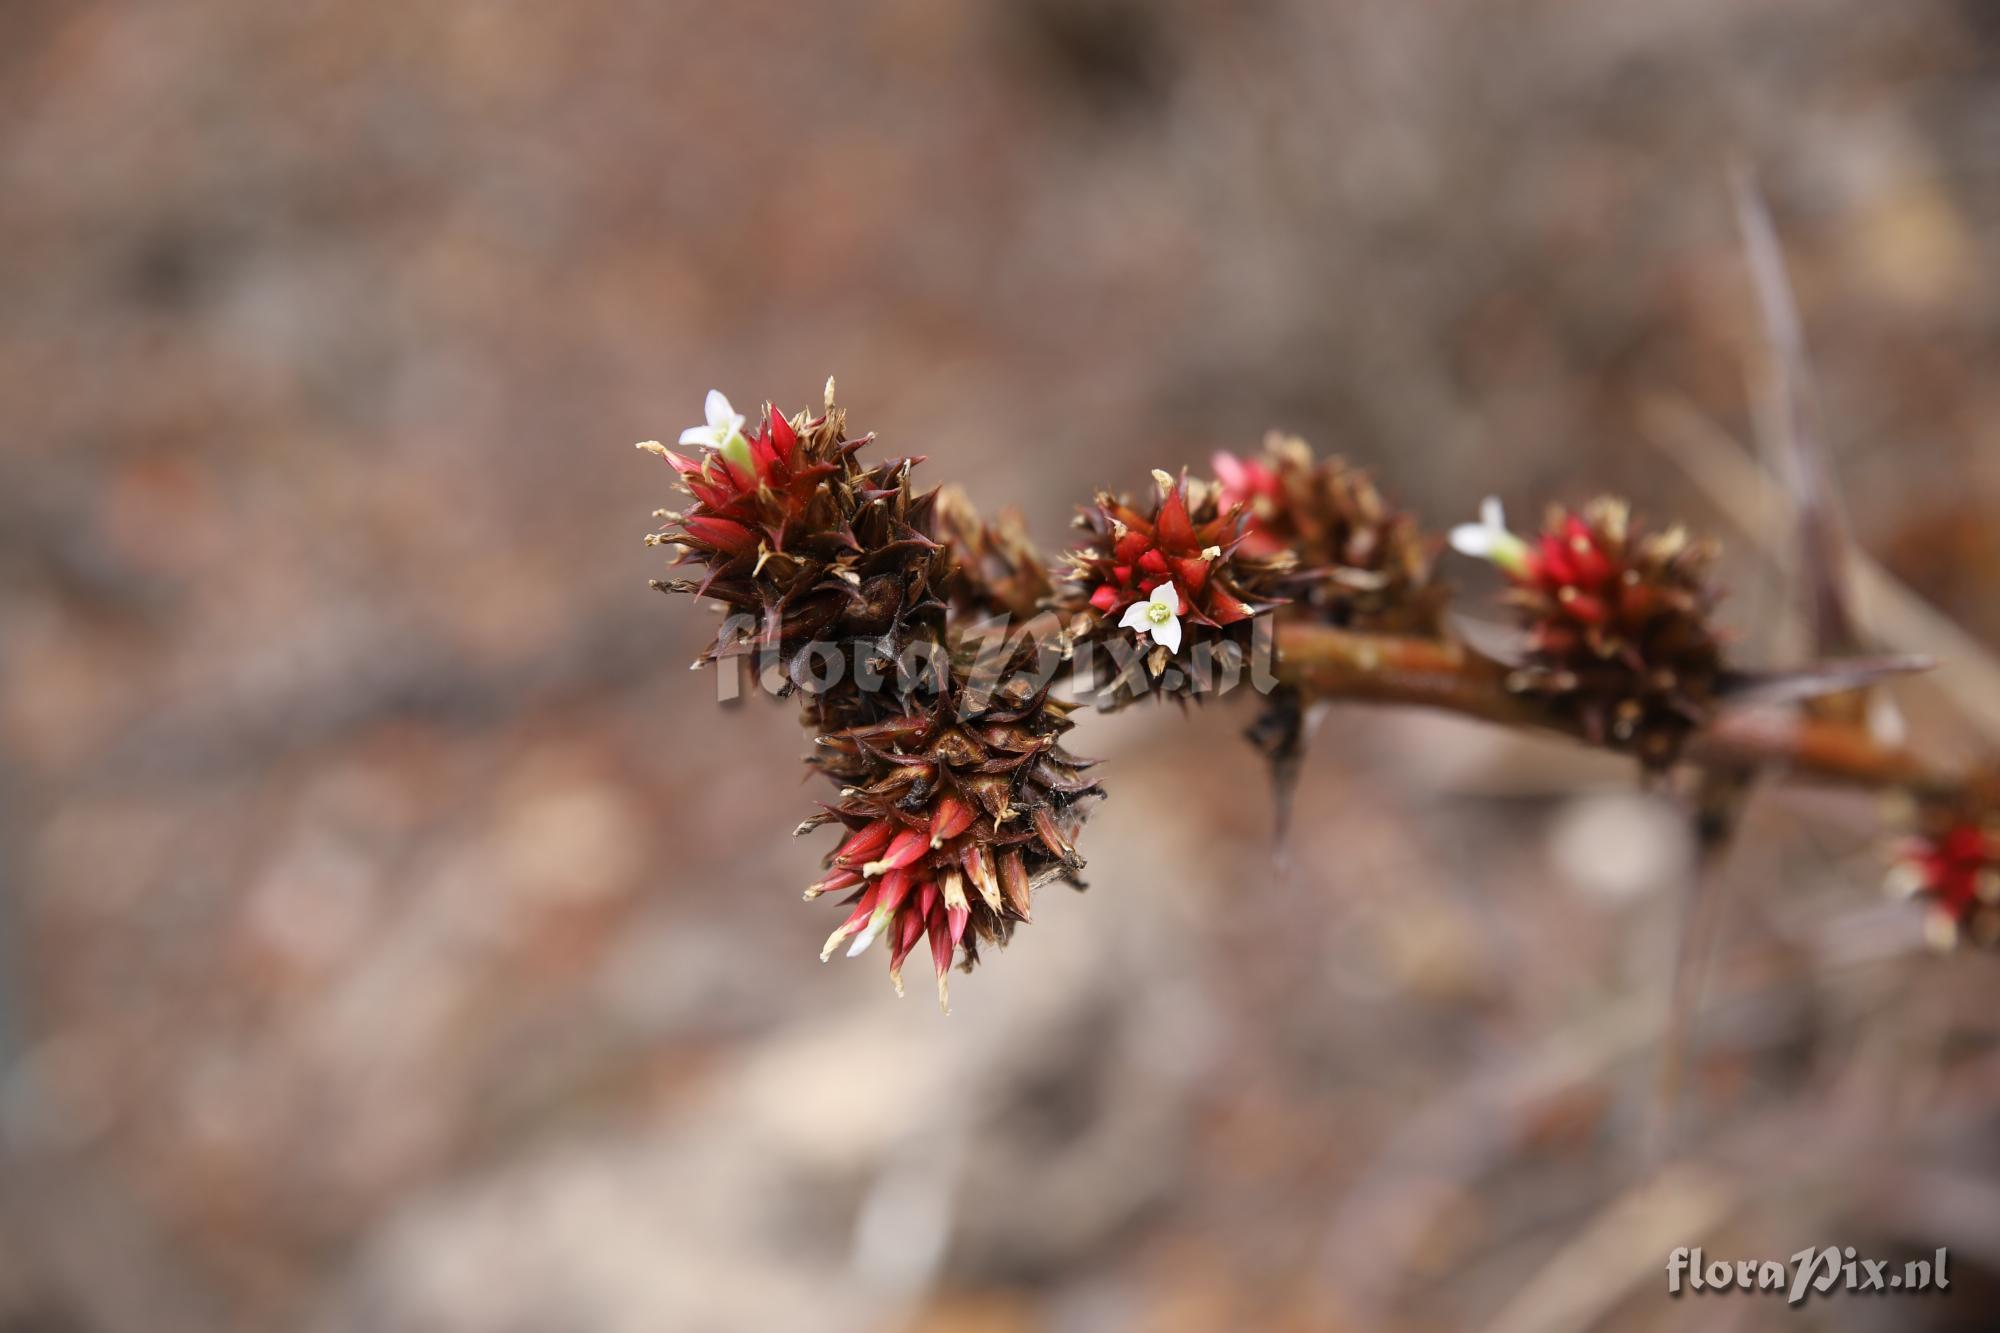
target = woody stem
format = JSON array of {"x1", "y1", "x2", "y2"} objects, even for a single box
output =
[{"x1": 1271, "y1": 621, "x2": 1954, "y2": 798}]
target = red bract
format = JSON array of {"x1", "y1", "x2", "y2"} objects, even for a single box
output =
[{"x1": 1210, "y1": 451, "x2": 1288, "y2": 557}]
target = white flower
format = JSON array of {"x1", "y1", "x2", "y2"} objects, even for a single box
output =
[
  {"x1": 1449, "y1": 496, "x2": 1532, "y2": 576},
  {"x1": 1118, "y1": 581, "x2": 1183, "y2": 654},
  {"x1": 678, "y1": 389, "x2": 748, "y2": 453}
]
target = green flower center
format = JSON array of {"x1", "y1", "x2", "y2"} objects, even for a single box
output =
[{"x1": 1147, "y1": 601, "x2": 1173, "y2": 625}]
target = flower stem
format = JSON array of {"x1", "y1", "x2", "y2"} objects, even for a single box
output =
[{"x1": 1271, "y1": 622, "x2": 1954, "y2": 798}]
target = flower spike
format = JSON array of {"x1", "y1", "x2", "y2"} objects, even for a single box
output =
[
  {"x1": 1479, "y1": 496, "x2": 1724, "y2": 770},
  {"x1": 641, "y1": 389, "x2": 950, "y2": 671},
  {"x1": 644, "y1": 385, "x2": 1102, "y2": 1005},
  {"x1": 644, "y1": 380, "x2": 1971, "y2": 1011},
  {"x1": 1057, "y1": 468, "x2": 1293, "y2": 702}
]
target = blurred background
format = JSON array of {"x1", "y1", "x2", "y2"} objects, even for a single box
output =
[{"x1": 5, "y1": 1, "x2": 2000, "y2": 1329}]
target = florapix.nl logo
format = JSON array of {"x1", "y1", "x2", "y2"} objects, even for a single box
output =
[{"x1": 1667, "y1": 1246, "x2": 1949, "y2": 1306}]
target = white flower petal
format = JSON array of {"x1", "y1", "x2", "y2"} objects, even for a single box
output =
[
  {"x1": 704, "y1": 389, "x2": 735, "y2": 430},
  {"x1": 1117, "y1": 601, "x2": 1151, "y2": 631},
  {"x1": 1448, "y1": 523, "x2": 1495, "y2": 557},
  {"x1": 679, "y1": 426, "x2": 718, "y2": 447},
  {"x1": 1151, "y1": 581, "x2": 1181, "y2": 614},
  {"x1": 1154, "y1": 615, "x2": 1183, "y2": 655},
  {"x1": 1480, "y1": 495, "x2": 1506, "y2": 531}
]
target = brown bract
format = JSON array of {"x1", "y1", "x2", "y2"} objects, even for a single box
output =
[
  {"x1": 798, "y1": 666, "x2": 1100, "y2": 1005},
  {"x1": 1213, "y1": 434, "x2": 1447, "y2": 635},
  {"x1": 934, "y1": 483, "x2": 1053, "y2": 624}
]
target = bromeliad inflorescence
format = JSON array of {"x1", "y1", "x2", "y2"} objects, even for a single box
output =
[
  {"x1": 643, "y1": 384, "x2": 1100, "y2": 1008},
  {"x1": 1448, "y1": 494, "x2": 1724, "y2": 770},
  {"x1": 641, "y1": 381, "x2": 1969, "y2": 1009},
  {"x1": 1055, "y1": 468, "x2": 1294, "y2": 702}
]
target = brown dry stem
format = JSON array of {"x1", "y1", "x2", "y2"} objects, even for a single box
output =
[{"x1": 1272, "y1": 621, "x2": 1954, "y2": 798}]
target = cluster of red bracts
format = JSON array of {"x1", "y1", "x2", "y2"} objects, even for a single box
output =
[
  {"x1": 1894, "y1": 821, "x2": 2000, "y2": 949},
  {"x1": 1072, "y1": 472, "x2": 1272, "y2": 628},
  {"x1": 656, "y1": 405, "x2": 833, "y2": 558},
  {"x1": 1466, "y1": 498, "x2": 1723, "y2": 766},
  {"x1": 806, "y1": 797, "x2": 1036, "y2": 1006},
  {"x1": 1512, "y1": 512, "x2": 1630, "y2": 637},
  {"x1": 1082, "y1": 483, "x2": 1258, "y2": 625}
]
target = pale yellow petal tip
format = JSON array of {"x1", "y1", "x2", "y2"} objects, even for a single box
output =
[
  {"x1": 936, "y1": 973, "x2": 952, "y2": 1014},
  {"x1": 636, "y1": 440, "x2": 670, "y2": 457},
  {"x1": 1151, "y1": 468, "x2": 1175, "y2": 494},
  {"x1": 970, "y1": 862, "x2": 1002, "y2": 914},
  {"x1": 1924, "y1": 910, "x2": 1959, "y2": 952}
]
